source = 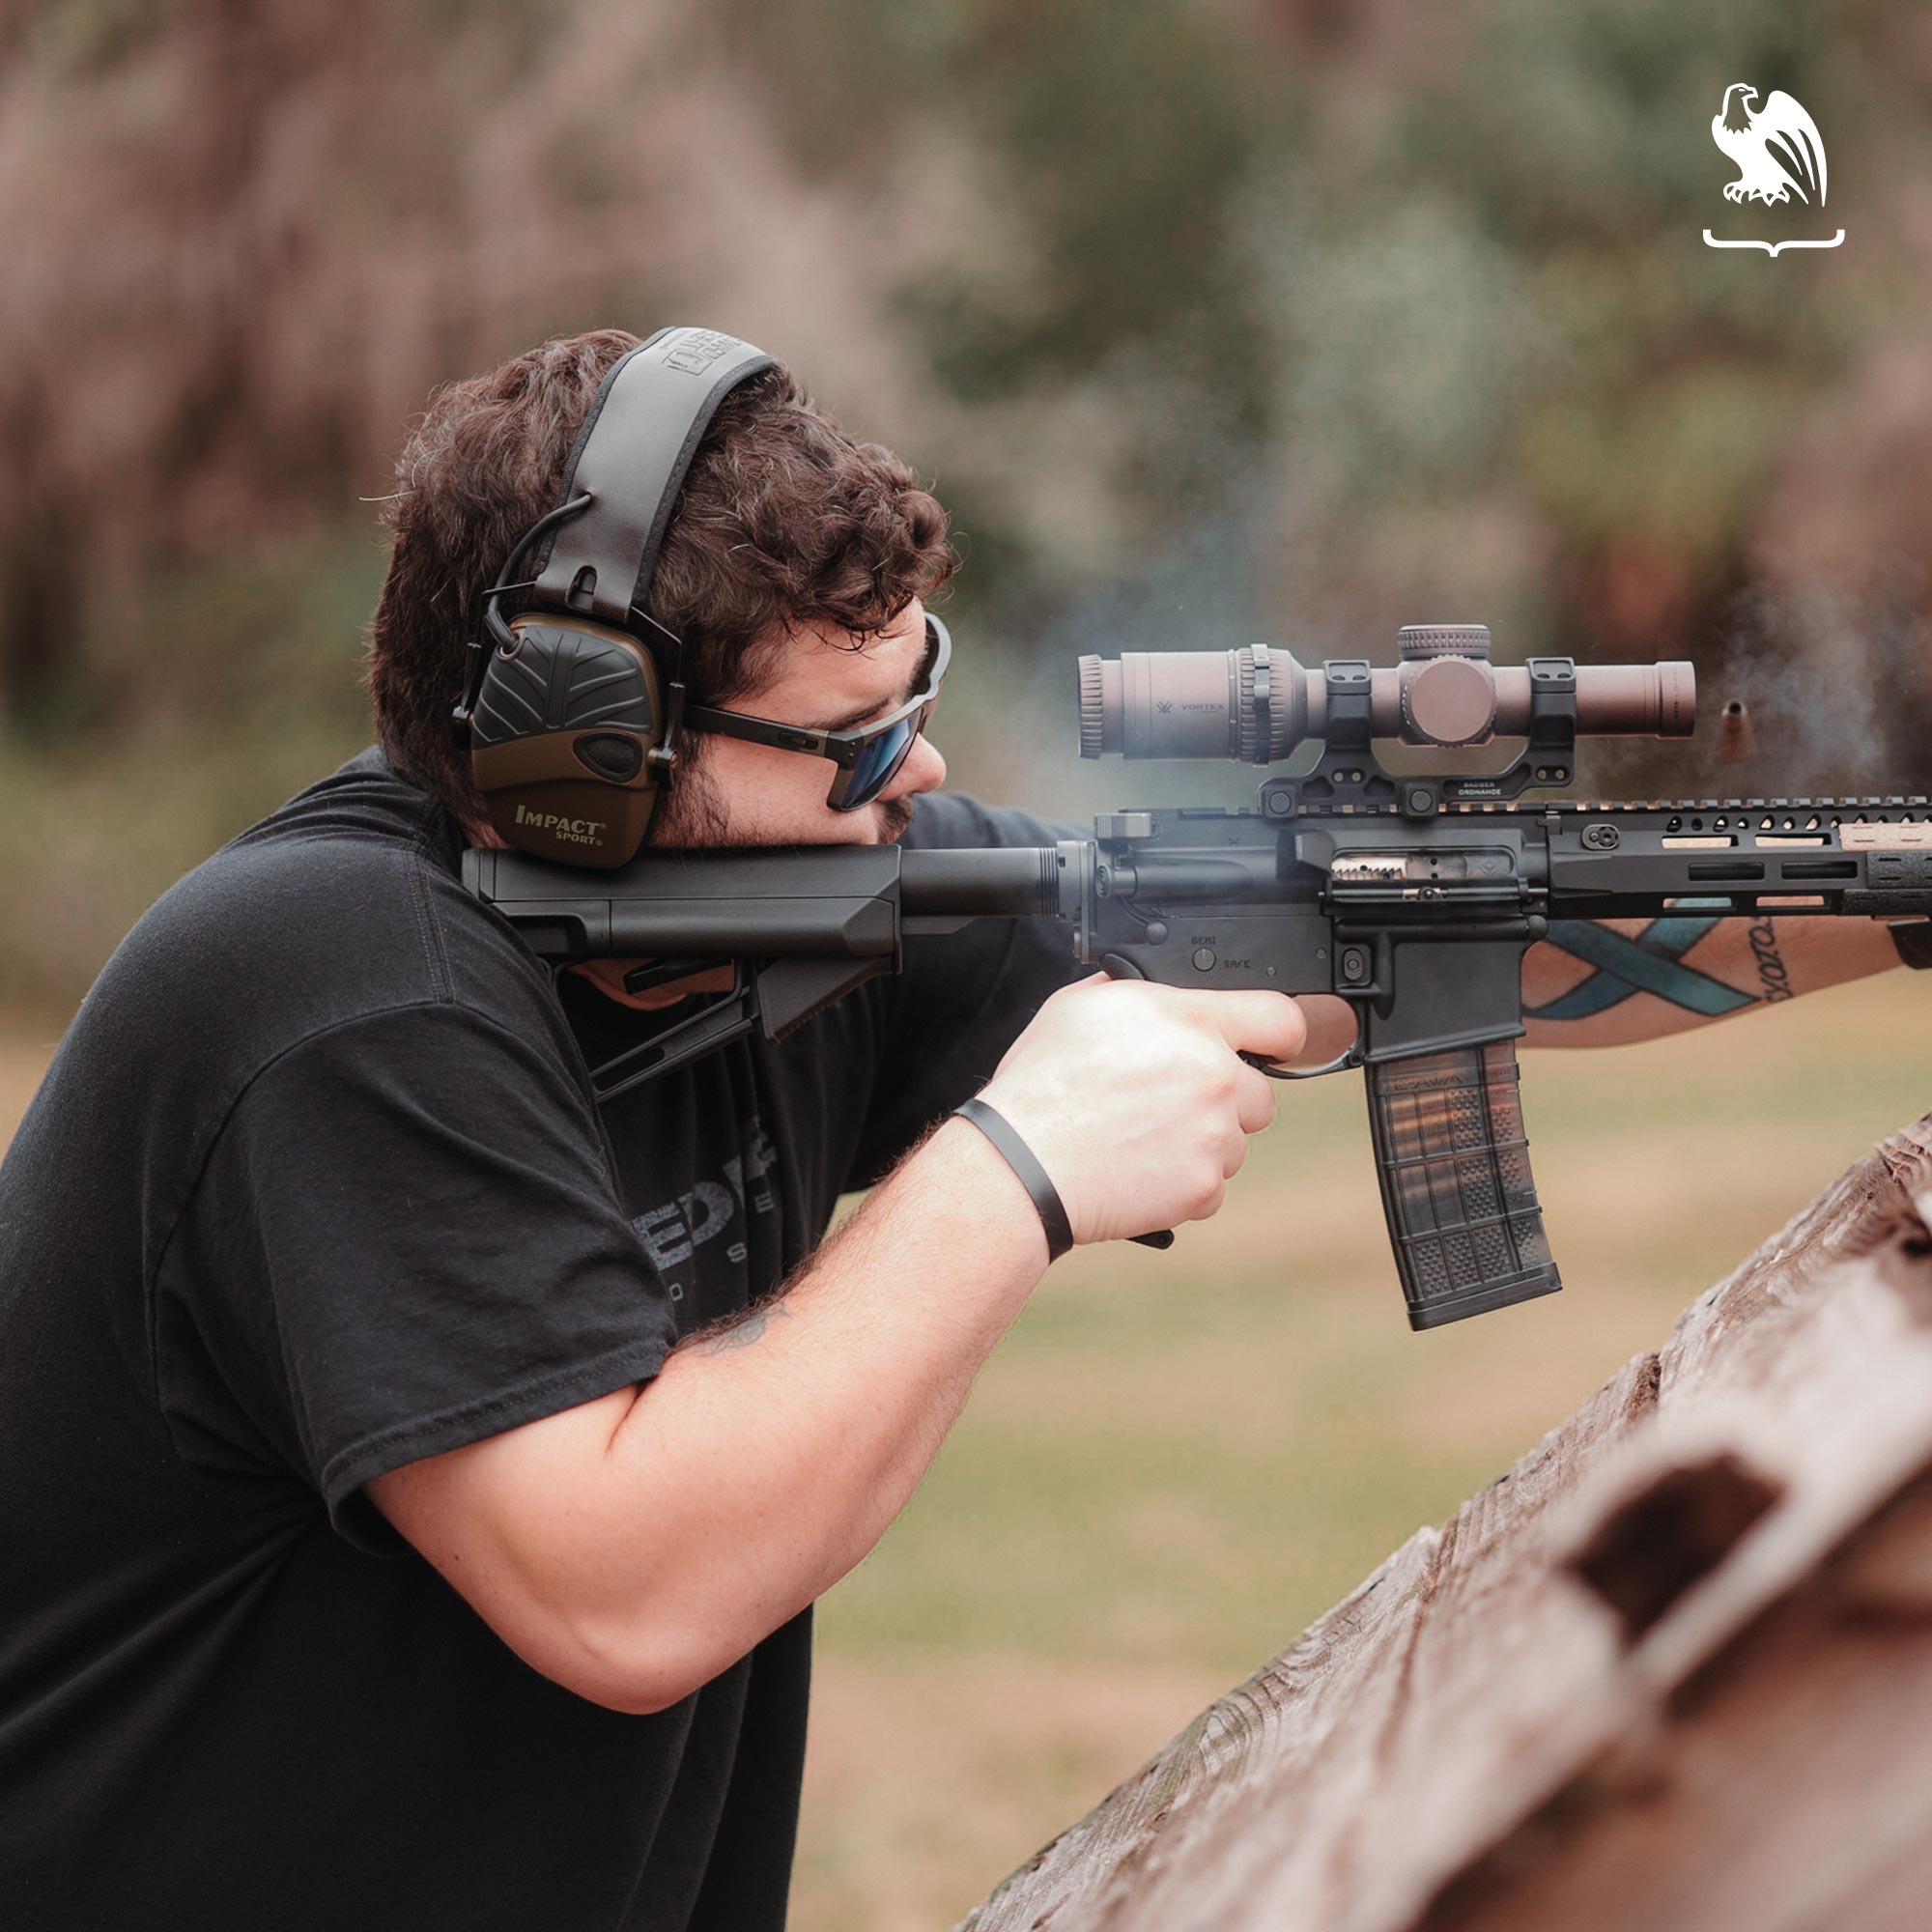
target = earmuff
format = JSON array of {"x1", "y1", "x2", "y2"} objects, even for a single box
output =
[{"x1": 450, "y1": 327, "x2": 776, "y2": 868}]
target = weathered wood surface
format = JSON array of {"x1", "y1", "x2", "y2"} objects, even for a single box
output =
[{"x1": 959, "y1": 1116, "x2": 1932, "y2": 1932}]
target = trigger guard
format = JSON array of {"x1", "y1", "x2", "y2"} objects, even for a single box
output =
[
  {"x1": 1243, "y1": 1044, "x2": 1364, "y2": 1081},
  {"x1": 1244, "y1": 997, "x2": 1366, "y2": 1080},
  {"x1": 1108, "y1": 952, "x2": 1363, "y2": 1081}
]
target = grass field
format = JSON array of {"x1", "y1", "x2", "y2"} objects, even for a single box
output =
[{"x1": 5, "y1": 969, "x2": 1928, "y2": 1930}]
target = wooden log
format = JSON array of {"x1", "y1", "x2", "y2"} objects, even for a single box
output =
[{"x1": 958, "y1": 1116, "x2": 1932, "y2": 1932}]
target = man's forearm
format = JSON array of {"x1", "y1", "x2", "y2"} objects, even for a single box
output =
[
  {"x1": 1522, "y1": 913, "x2": 1905, "y2": 1048},
  {"x1": 624, "y1": 1120, "x2": 1042, "y2": 1638},
  {"x1": 373, "y1": 975, "x2": 1295, "y2": 1716},
  {"x1": 457, "y1": 1117, "x2": 1050, "y2": 1711}
]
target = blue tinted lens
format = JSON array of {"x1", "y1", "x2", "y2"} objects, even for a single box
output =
[{"x1": 840, "y1": 717, "x2": 918, "y2": 808}]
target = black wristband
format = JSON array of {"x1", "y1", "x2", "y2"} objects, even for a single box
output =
[
  {"x1": 952, "y1": 1096, "x2": 1074, "y2": 1263},
  {"x1": 1890, "y1": 920, "x2": 1932, "y2": 971}
]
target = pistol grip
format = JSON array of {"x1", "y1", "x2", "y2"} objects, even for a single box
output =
[
  {"x1": 1100, "y1": 952, "x2": 1179, "y2": 1251},
  {"x1": 1362, "y1": 1038, "x2": 1562, "y2": 1330}
]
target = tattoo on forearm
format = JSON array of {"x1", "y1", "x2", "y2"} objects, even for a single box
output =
[
  {"x1": 1530, "y1": 915, "x2": 1757, "y2": 1021},
  {"x1": 1747, "y1": 916, "x2": 1795, "y2": 1002},
  {"x1": 699, "y1": 1298, "x2": 792, "y2": 1354}
]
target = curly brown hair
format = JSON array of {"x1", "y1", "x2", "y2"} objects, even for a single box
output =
[{"x1": 362, "y1": 329, "x2": 956, "y2": 829}]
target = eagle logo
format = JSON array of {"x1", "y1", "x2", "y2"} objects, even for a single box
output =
[
  {"x1": 1703, "y1": 83, "x2": 1843, "y2": 255},
  {"x1": 1711, "y1": 83, "x2": 1827, "y2": 207}
]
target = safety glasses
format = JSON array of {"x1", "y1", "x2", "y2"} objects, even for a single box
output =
[{"x1": 681, "y1": 612, "x2": 951, "y2": 812}]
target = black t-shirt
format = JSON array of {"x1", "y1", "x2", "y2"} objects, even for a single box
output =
[{"x1": 0, "y1": 746, "x2": 1081, "y2": 1931}]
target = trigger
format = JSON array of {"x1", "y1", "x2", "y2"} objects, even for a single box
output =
[{"x1": 1100, "y1": 952, "x2": 1148, "y2": 980}]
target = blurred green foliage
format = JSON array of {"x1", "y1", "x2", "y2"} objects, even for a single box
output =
[
  {"x1": 0, "y1": 532, "x2": 383, "y2": 1015},
  {"x1": 4, "y1": 0, "x2": 1929, "y2": 1002}
]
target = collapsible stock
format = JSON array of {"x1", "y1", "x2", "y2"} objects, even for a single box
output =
[{"x1": 1363, "y1": 1038, "x2": 1562, "y2": 1329}]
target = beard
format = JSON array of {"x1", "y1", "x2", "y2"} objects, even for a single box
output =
[
  {"x1": 647, "y1": 757, "x2": 734, "y2": 847},
  {"x1": 649, "y1": 758, "x2": 918, "y2": 849}
]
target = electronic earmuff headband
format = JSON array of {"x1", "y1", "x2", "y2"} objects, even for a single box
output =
[{"x1": 451, "y1": 327, "x2": 777, "y2": 869}]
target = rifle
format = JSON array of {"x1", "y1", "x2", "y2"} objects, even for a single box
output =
[{"x1": 462, "y1": 624, "x2": 1932, "y2": 1329}]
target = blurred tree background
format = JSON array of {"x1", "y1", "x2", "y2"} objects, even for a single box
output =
[
  {"x1": 4, "y1": 0, "x2": 1929, "y2": 1013},
  {"x1": 6, "y1": 2, "x2": 1932, "y2": 1924}
]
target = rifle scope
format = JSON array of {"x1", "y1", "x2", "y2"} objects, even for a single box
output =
[{"x1": 1078, "y1": 625, "x2": 1694, "y2": 762}]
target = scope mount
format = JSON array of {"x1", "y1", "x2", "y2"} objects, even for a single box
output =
[{"x1": 1259, "y1": 654, "x2": 1578, "y2": 825}]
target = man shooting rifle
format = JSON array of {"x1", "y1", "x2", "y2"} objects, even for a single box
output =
[{"x1": 0, "y1": 327, "x2": 1914, "y2": 1929}]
